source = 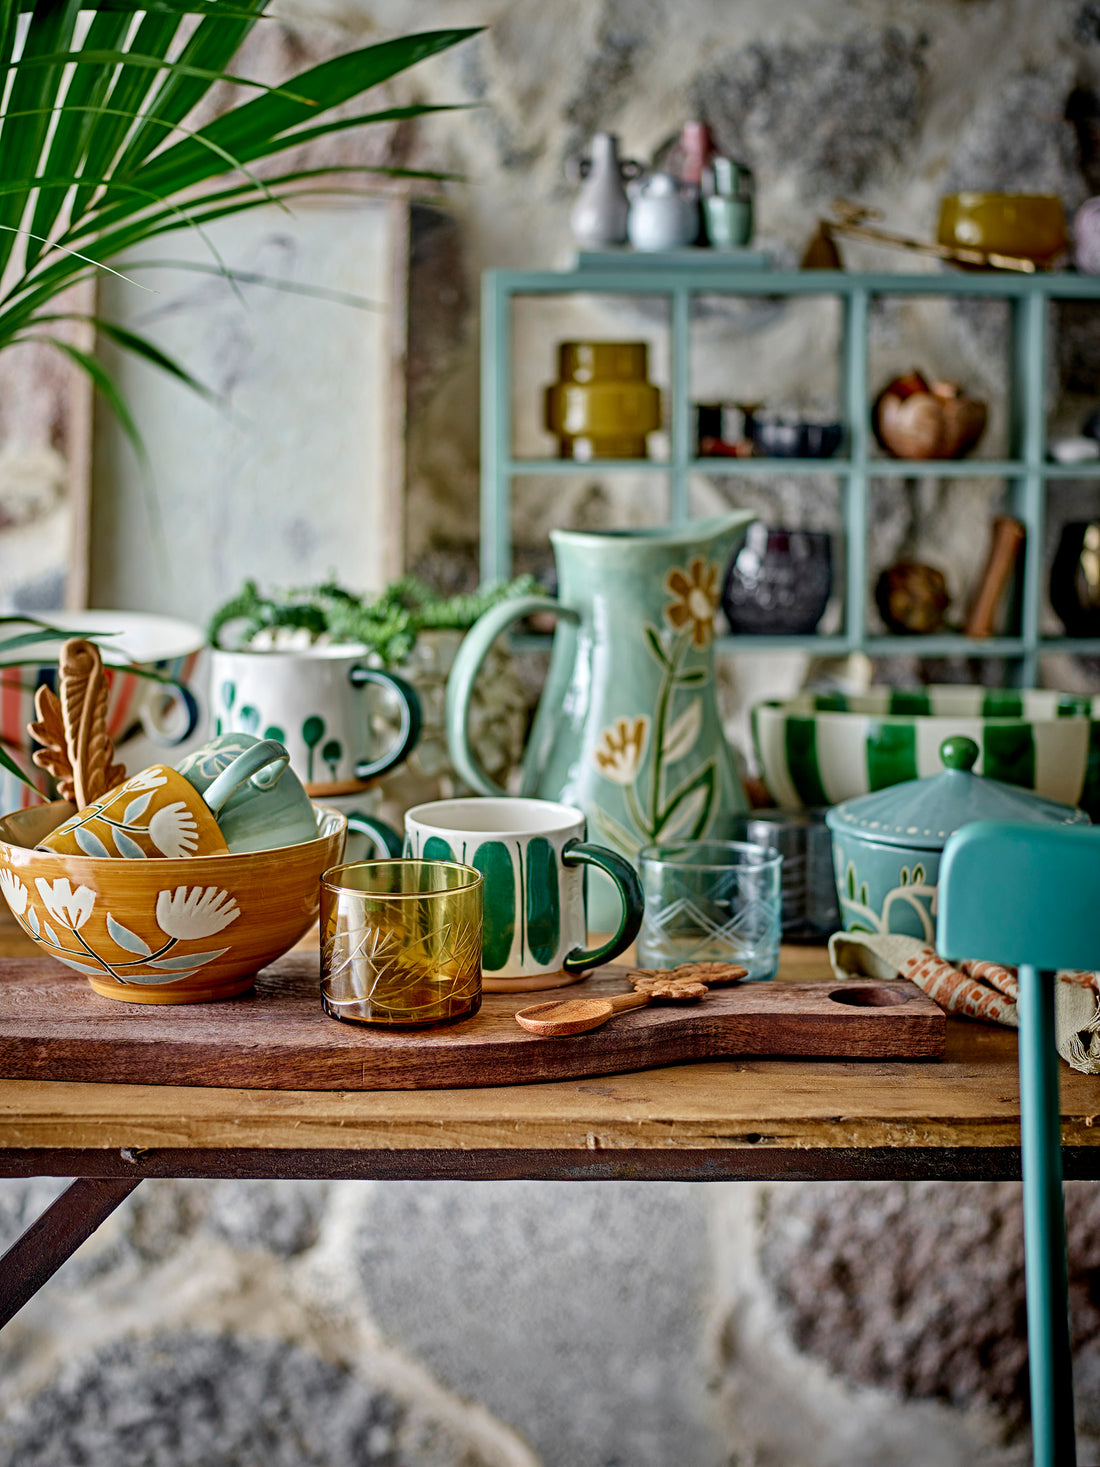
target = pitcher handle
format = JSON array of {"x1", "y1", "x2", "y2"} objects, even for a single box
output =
[
  {"x1": 560, "y1": 839, "x2": 644, "y2": 974},
  {"x1": 445, "y1": 595, "x2": 578, "y2": 796}
]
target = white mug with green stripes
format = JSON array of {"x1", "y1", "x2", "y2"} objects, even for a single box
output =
[{"x1": 403, "y1": 797, "x2": 644, "y2": 992}]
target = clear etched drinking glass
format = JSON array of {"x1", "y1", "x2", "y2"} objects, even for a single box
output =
[
  {"x1": 637, "y1": 839, "x2": 782, "y2": 979},
  {"x1": 320, "y1": 859, "x2": 482, "y2": 1026}
]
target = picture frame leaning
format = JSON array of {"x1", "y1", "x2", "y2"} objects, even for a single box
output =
[{"x1": 88, "y1": 190, "x2": 411, "y2": 622}]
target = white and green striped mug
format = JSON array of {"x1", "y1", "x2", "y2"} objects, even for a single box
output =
[{"x1": 404, "y1": 797, "x2": 644, "y2": 992}]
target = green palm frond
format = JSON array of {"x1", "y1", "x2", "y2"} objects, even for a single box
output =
[{"x1": 0, "y1": 2, "x2": 478, "y2": 440}]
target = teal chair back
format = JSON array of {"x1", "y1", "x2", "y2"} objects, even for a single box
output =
[
  {"x1": 938, "y1": 820, "x2": 1100, "y2": 971},
  {"x1": 937, "y1": 818, "x2": 1089, "y2": 1467}
]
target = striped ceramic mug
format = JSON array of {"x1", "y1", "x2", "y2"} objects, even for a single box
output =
[{"x1": 404, "y1": 797, "x2": 644, "y2": 992}]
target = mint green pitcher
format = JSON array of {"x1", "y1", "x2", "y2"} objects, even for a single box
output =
[{"x1": 446, "y1": 513, "x2": 754, "y2": 928}]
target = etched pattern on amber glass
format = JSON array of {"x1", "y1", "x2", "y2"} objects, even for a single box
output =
[{"x1": 322, "y1": 895, "x2": 481, "y2": 1026}]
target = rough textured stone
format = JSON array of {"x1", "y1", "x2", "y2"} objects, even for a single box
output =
[
  {"x1": 695, "y1": 27, "x2": 929, "y2": 196},
  {"x1": 560, "y1": 0, "x2": 660, "y2": 166},
  {"x1": 355, "y1": 1180, "x2": 722, "y2": 1467},
  {"x1": 944, "y1": 63, "x2": 1084, "y2": 203},
  {"x1": 0, "y1": 1331, "x2": 490, "y2": 1467},
  {"x1": 758, "y1": 1180, "x2": 1100, "y2": 1424},
  {"x1": 202, "y1": 1181, "x2": 329, "y2": 1259}
]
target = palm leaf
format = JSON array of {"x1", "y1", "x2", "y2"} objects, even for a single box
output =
[
  {"x1": 35, "y1": 313, "x2": 218, "y2": 401},
  {"x1": 70, "y1": 8, "x2": 186, "y2": 221},
  {"x1": 25, "y1": 9, "x2": 132, "y2": 265},
  {"x1": 109, "y1": 0, "x2": 269, "y2": 180},
  {"x1": 0, "y1": 3, "x2": 479, "y2": 436},
  {"x1": 110, "y1": 30, "x2": 478, "y2": 202},
  {"x1": 0, "y1": 0, "x2": 83, "y2": 280}
]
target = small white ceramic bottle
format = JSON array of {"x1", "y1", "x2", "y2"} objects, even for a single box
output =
[{"x1": 570, "y1": 132, "x2": 638, "y2": 248}]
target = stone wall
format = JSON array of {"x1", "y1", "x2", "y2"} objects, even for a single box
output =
[
  {"x1": 7, "y1": 3, "x2": 1100, "y2": 1465},
  {"x1": 3, "y1": 1175, "x2": 1100, "y2": 1465}
]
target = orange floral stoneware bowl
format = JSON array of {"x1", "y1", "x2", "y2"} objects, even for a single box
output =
[{"x1": 0, "y1": 801, "x2": 346, "y2": 1003}]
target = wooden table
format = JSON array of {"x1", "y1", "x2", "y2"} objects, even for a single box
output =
[{"x1": 2, "y1": 941, "x2": 1099, "y2": 1329}]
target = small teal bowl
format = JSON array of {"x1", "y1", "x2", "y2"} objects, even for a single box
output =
[{"x1": 826, "y1": 735, "x2": 1088, "y2": 941}]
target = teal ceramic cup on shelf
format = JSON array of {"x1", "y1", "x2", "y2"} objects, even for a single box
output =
[{"x1": 404, "y1": 797, "x2": 644, "y2": 991}]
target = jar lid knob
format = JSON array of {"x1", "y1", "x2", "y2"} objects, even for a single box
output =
[{"x1": 940, "y1": 734, "x2": 979, "y2": 772}]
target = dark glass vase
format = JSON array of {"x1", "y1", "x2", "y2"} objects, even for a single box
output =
[
  {"x1": 1051, "y1": 521, "x2": 1100, "y2": 637},
  {"x1": 721, "y1": 525, "x2": 833, "y2": 635}
]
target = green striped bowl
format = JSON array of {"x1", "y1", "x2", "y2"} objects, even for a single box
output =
[{"x1": 751, "y1": 687, "x2": 1096, "y2": 813}]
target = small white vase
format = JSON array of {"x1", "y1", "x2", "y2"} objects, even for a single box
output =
[{"x1": 570, "y1": 132, "x2": 637, "y2": 248}]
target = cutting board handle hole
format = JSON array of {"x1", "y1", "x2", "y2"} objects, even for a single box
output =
[{"x1": 828, "y1": 985, "x2": 903, "y2": 1008}]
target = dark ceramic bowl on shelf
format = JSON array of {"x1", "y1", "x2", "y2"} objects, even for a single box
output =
[
  {"x1": 750, "y1": 414, "x2": 843, "y2": 460},
  {"x1": 722, "y1": 524, "x2": 833, "y2": 635}
]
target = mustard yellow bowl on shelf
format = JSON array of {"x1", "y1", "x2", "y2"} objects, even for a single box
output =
[
  {"x1": 937, "y1": 192, "x2": 1067, "y2": 267},
  {"x1": 0, "y1": 801, "x2": 346, "y2": 1003}
]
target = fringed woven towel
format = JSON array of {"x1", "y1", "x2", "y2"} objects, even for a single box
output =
[{"x1": 828, "y1": 931, "x2": 1100, "y2": 1075}]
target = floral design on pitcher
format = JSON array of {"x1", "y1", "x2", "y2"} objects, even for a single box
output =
[
  {"x1": 593, "y1": 716, "x2": 649, "y2": 785},
  {"x1": 591, "y1": 557, "x2": 720, "y2": 853},
  {"x1": 664, "y1": 558, "x2": 719, "y2": 647},
  {"x1": 2, "y1": 874, "x2": 240, "y2": 984}
]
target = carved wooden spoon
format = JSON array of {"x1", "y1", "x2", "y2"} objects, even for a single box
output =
[{"x1": 515, "y1": 991, "x2": 653, "y2": 1037}]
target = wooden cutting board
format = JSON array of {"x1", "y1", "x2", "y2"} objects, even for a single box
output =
[{"x1": 0, "y1": 954, "x2": 944, "y2": 1090}]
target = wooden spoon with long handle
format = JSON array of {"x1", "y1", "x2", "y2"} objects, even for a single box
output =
[{"x1": 515, "y1": 991, "x2": 652, "y2": 1037}]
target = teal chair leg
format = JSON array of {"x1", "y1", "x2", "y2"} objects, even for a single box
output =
[{"x1": 1018, "y1": 965, "x2": 1076, "y2": 1466}]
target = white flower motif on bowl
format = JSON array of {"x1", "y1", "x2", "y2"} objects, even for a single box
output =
[
  {"x1": 155, "y1": 885, "x2": 240, "y2": 940},
  {"x1": 35, "y1": 877, "x2": 95, "y2": 930}
]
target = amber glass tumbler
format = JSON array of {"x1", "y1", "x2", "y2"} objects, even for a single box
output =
[{"x1": 320, "y1": 860, "x2": 482, "y2": 1027}]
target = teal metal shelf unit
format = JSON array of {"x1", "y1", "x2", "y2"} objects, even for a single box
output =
[{"x1": 481, "y1": 261, "x2": 1100, "y2": 685}]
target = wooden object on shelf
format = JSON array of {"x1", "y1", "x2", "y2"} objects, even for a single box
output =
[
  {"x1": 965, "y1": 516, "x2": 1027, "y2": 639},
  {"x1": 816, "y1": 199, "x2": 1039, "y2": 274},
  {"x1": 0, "y1": 954, "x2": 945, "y2": 1090},
  {"x1": 516, "y1": 990, "x2": 654, "y2": 1035}
]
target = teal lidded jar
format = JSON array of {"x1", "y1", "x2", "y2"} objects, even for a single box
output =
[{"x1": 825, "y1": 735, "x2": 1089, "y2": 943}]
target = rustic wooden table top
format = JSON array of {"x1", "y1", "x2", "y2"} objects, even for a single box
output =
[{"x1": 1, "y1": 934, "x2": 1098, "y2": 1183}]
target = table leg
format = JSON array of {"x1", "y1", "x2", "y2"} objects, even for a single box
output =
[
  {"x1": 1018, "y1": 964, "x2": 1076, "y2": 1466},
  {"x1": 0, "y1": 1176, "x2": 141, "y2": 1329}
]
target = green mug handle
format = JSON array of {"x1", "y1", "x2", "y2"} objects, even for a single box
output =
[
  {"x1": 348, "y1": 667, "x2": 422, "y2": 781},
  {"x1": 560, "y1": 838, "x2": 644, "y2": 975},
  {"x1": 202, "y1": 738, "x2": 290, "y2": 816},
  {"x1": 345, "y1": 810, "x2": 403, "y2": 857},
  {"x1": 445, "y1": 594, "x2": 577, "y2": 796}
]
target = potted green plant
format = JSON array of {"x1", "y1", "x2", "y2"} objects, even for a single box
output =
[{"x1": 208, "y1": 575, "x2": 541, "y2": 810}]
